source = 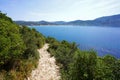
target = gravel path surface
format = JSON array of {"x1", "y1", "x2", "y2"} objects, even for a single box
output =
[{"x1": 28, "y1": 44, "x2": 60, "y2": 80}]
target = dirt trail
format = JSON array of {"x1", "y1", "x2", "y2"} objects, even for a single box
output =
[{"x1": 29, "y1": 44, "x2": 60, "y2": 80}]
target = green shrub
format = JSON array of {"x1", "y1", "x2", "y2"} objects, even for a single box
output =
[{"x1": 0, "y1": 12, "x2": 45, "y2": 79}]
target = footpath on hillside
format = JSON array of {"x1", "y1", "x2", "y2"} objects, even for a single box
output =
[{"x1": 28, "y1": 44, "x2": 60, "y2": 80}]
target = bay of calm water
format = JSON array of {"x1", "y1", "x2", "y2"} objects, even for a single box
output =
[{"x1": 30, "y1": 25, "x2": 120, "y2": 58}]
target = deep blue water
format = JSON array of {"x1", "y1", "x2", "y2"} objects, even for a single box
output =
[{"x1": 30, "y1": 25, "x2": 120, "y2": 58}]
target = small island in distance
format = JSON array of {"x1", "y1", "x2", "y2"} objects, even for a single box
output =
[{"x1": 15, "y1": 14, "x2": 120, "y2": 27}]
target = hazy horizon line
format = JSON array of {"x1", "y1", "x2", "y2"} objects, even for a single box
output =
[{"x1": 14, "y1": 13, "x2": 120, "y2": 22}]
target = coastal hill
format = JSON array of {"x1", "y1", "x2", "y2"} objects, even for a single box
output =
[
  {"x1": 15, "y1": 14, "x2": 120, "y2": 27},
  {"x1": 0, "y1": 12, "x2": 120, "y2": 80}
]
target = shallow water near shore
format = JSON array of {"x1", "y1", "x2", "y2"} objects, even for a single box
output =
[{"x1": 30, "y1": 25, "x2": 120, "y2": 58}]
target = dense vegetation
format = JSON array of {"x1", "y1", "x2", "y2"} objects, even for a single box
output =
[
  {"x1": 47, "y1": 37, "x2": 120, "y2": 80},
  {"x1": 0, "y1": 12, "x2": 45, "y2": 80},
  {"x1": 0, "y1": 12, "x2": 120, "y2": 80}
]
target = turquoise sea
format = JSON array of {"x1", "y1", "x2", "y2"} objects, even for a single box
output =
[{"x1": 30, "y1": 25, "x2": 120, "y2": 58}]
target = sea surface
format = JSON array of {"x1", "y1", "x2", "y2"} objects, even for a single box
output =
[{"x1": 29, "y1": 25, "x2": 120, "y2": 58}]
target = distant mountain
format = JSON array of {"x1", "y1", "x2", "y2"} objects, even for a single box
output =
[
  {"x1": 52, "y1": 21, "x2": 66, "y2": 25},
  {"x1": 15, "y1": 14, "x2": 120, "y2": 27},
  {"x1": 15, "y1": 20, "x2": 54, "y2": 26},
  {"x1": 93, "y1": 14, "x2": 120, "y2": 26}
]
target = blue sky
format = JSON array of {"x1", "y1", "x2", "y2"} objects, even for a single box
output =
[{"x1": 0, "y1": 0, "x2": 120, "y2": 21}]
